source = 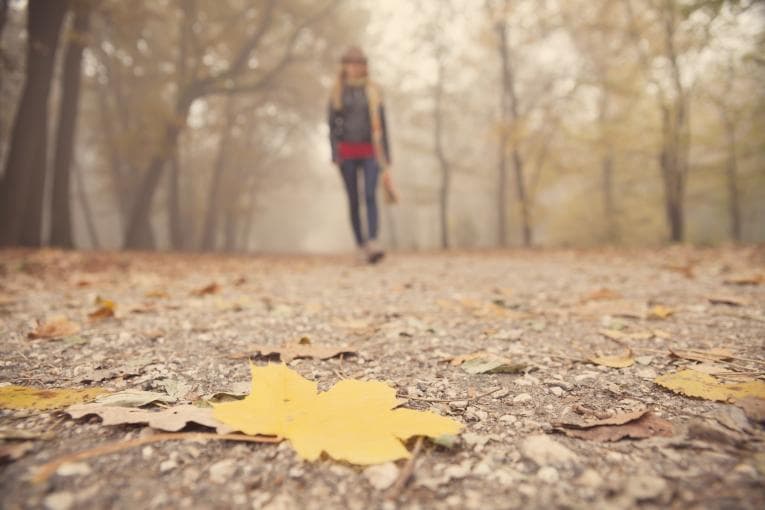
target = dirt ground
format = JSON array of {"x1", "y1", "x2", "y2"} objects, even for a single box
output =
[{"x1": 1, "y1": 246, "x2": 764, "y2": 510}]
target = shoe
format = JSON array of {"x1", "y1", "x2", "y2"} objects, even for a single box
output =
[
  {"x1": 356, "y1": 246, "x2": 369, "y2": 264},
  {"x1": 366, "y1": 240, "x2": 385, "y2": 264}
]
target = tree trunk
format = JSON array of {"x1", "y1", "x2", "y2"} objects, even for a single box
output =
[
  {"x1": 434, "y1": 57, "x2": 450, "y2": 249},
  {"x1": 723, "y1": 120, "x2": 741, "y2": 242},
  {"x1": 167, "y1": 145, "x2": 184, "y2": 250},
  {"x1": 50, "y1": 4, "x2": 90, "y2": 248},
  {"x1": 123, "y1": 94, "x2": 192, "y2": 249},
  {"x1": 496, "y1": 19, "x2": 510, "y2": 247},
  {"x1": 601, "y1": 150, "x2": 616, "y2": 241},
  {"x1": 73, "y1": 163, "x2": 100, "y2": 249},
  {"x1": 598, "y1": 88, "x2": 617, "y2": 242},
  {"x1": 0, "y1": 0, "x2": 68, "y2": 246},
  {"x1": 200, "y1": 100, "x2": 236, "y2": 251},
  {"x1": 0, "y1": 0, "x2": 9, "y2": 40}
]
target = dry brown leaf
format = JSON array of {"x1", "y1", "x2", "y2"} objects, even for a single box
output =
[
  {"x1": 706, "y1": 294, "x2": 751, "y2": 307},
  {"x1": 88, "y1": 297, "x2": 116, "y2": 321},
  {"x1": 554, "y1": 410, "x2": 673, "y2": 441},
  {"x1": 446, "y1": 351, "x2": 491, "y2": 367},
  {"x1": 580, "y1": 288, "x2": 622, "y2": 303},
  {"x1": 669, "y1": 348, "x2": 733, "y2": 363},
  {"x1": 28, "y1": 316, "x2": 81, "y2": 340},
  {"x1": 66, "y1": 403, "x2": 233, "y2": 433},
  {"x1": 723, "y1": 273, "x2": 764, "y2": 286},
  {"x1": 647, "y1": 305, "x2": 675, "y2": 320},
  {"x1": 231, "y1": 337, "x2": 356, "y2": 363},
  {"x1": 145, "y1": 289, "x2": 170, "y2": 299},
  {"x1": 191, "y1": 282, "x2": 220, "y2": 296},
  {"x1": 589, "y1": 350, "x2": 635, "y2": 369}
]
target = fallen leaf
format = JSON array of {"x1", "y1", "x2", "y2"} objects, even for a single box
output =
[
  {"x1": 0, "y1": 386, "x2": 108, "y2": 410},
  {"x1": 191, "y1": 282, "x2": 220, "y2": 296},
  {"x1": 28, "y1": 316, "x2": 80, "y2": 340},
  {"x1": 655, "y1": 369, "x2": 765, "y2": 402},
  {"x1": 706, "y1": 294, "x2": 751, "y2": 307},
  {"x1": 213, "y1": 364, "x2": 462, "y2": 465},
  {"x1": 231, "y1": 337, "x2": 356, "y2": 363},
  {"x1": 446, "y1": 351, "x2": 490, "y2": 367},
  {"x1": 92, "y1": 389, "x2": 176, "y2": 407},
  {"x1": 460, "y1": 355, "x2": 526, "y2": 375},
  {"x1": 647, "y1": 305, "x2": 674, "y2": 320},
  {"x1": 589, "y1": 350, "x2": 635, "y2": 369},
  {"x1": 723, "y1": 273, "x2": 764, "y2": 286},
  {"x1": 598, "y1": 329, "x2": 627, "y2": 342},
  {"x1": 145, "y1": 289, "x2": 170, "y2": 299},
  {"x1": 669, "y1": 348, "x2": 733, "y2": 363},
  {"x1": 553, "y1": 409, "x2": 673, "y2": 441},
  {"x1": 66, "y1": 403, "x2": 232, "y2": 433},
  {"x1": 0, "y1": 442, "x2": 34, "y2": 463},
  {"x1": 88, "y1": 297, "x2": 116, "y2": 321},
  {"x1": 580, "y1": 288, "x2": 622, "y2": 303}
]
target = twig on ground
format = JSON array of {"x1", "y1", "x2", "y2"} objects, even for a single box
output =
[
  {"x1": 386, "y1": 436, "x2": 423, "y2": 500},
  {"x1": 33, "y1": 432, "x2": 281, "y2": 484},
  {"x1": 397, "y1": 387, "x2": 503, "y2": 404}
]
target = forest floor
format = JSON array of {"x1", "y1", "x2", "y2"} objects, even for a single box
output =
[{"x1": 1, "y1": 246, "x2": 764, "y2": 510}]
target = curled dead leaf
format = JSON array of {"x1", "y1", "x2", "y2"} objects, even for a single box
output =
[
  {"x1": 191, "y1": 282, "x2": 220, "y2": 296},
  {"x1": 66, "y1": 403, "x2": 233, "y2": 433},
  {"x1": 647, "y1": 305, "x2": 674, "y2": 320},
  {"x1": 230, "y1": 337, "x2": 356, "y2": 363},
  {"x1": 669, "y1": 347, "x2": 733, "y2": 363},
  {"x1": 28, "y1": 316, "x2": 80, "y2": 340},
  {"x1": 706, "y1": 294, "x2": 751, "y2": 307},
  {"x1": 553, "y1": 409, "x2": 673, "y2": 441},
  {"x1": 589, "y1": 350, "x2": 635, "y2": 369}
]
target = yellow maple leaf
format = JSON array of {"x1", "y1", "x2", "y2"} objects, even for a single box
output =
[
  {"x1": 655, "y1": 369, "x2": 765, "y2": 402},
  {"x1": 0, "y1": 386, "x2": 109, "y2": 410},
  {"x1": 213, "y1": 364, "x2": 463, "y2": 465}
]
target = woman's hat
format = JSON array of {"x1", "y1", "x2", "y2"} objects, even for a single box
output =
[{"x1": 341, "y1": 46, "x2": 367, "y2": 64}]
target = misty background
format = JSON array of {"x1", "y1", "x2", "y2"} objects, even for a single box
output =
[{"x1": 0, "y1": 0, "x2": 763, "y2": 253}]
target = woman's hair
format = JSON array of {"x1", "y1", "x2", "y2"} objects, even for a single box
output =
[{"x1": 331, "y1": 46, "x2": 368, "y2": 110}]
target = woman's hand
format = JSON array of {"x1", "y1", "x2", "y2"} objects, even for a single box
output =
[{"x1": 381, "y1": 169, "x2": 398, "y2": 204}]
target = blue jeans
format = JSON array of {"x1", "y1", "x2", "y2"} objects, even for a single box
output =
[{"x1": 339, "y1": 158, "x2": 379, "y2": 246}]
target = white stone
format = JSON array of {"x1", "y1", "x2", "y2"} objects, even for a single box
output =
[
  {"x1": 576, "y1": 469, "x2": 603, "y2": 488},
  {"x1": 44, "y1": 492, "x2": 75, "y2": 510},
  {"x1": 537, "y1": 466, "x2": 559, "y2": 483},
  {"x1": 363, "y1": 462, "x2": 399, "y2": 490},
  {"x1": 513, "y1": 393, "x2": 533, "y2": 403},
  {"x1": 625, "y1": 474, "x2": 667, "y2": 501},
  {"x1": 550, "y1": 386, "x2": 564, "y2": 397},
  {"x1": 520, "y1": 435, "x2": 580, "y2": 468},
  {"x1": 56, "y1": 462, "x2": 91, "y2": 477},
  {"x1": 159, "y1": 459, "x2": 178, "y2": 473},
  {"x1": 499, "y1": 414, "x2": 517, "y2": 424}
]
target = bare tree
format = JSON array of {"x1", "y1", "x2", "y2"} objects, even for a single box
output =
[
  {"x1": 0, "y1": 0, "x2": 69, "y2": 246},
  {"x1": 51, "y1": 1, "x2": 92, "y2": 248}
]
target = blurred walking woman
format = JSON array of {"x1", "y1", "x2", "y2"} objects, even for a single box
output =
[{"x1": 328, "y1": 47, "x2": 395, "y2": 264}]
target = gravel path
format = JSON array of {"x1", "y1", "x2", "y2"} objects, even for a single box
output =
[{"x1": 1, "y1": 247, "x2": 764, "y2": 509}]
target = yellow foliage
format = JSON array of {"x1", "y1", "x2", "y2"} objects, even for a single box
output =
[
  {"x1": 655, "y1": 369, "x2": 765, "y2": 402},
  {"x1": 0, "y1": 386, "x2": 109, "y2": 411},
  {"x1": 213, "y1": 364, "x2": 462, "y2": 465}
]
